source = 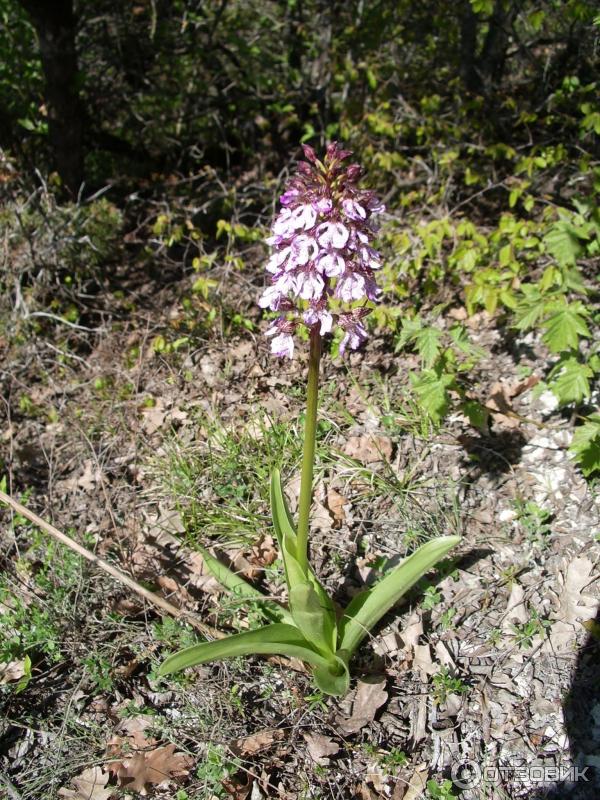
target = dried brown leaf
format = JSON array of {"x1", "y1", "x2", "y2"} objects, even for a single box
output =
[
  {"x1": 230, "y1": 729, "x2": 284, "y2": 756},
  {"x1": 337, "y1": 677, "x2": 388, "y2": 735},
  {"x1": 0, "y1": 659, "x2": 27, "y2": 684},
  {"x1": 546, "y1": 557, "x2": 598, "y2": 651},
  {"x1": 250, "y1": 534, "x2": 278, "y2": 567},
  {"x1": 58, "y1": 767, "x2": 113, "y2": 800},
  {"x1": 116, "y1": 744, "x2": 192, "y2": 795},
  {"x1": 485, "y1": 382, "x2": 520, "y2": 429},
  {"x1": 141, "y1": 399, "x2": 167, "y2": 435},
  {"x1": 311, "y1": 498, "x2": 333, "y2": 533},
  {"x1": 344, "y1": 433, "x2": 393, "y2": 464},
  {"x1": 401, "y1": 763, "x2": 429, "y2": 800},
  {"x1": 326, "y1": 487, "x2": 347, "y2": 523},
  {"x1": 303, "y1": 733, "x2": 339, "y2": 765}
]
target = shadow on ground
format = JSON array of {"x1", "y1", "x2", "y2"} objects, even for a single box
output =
[{"x1": 531, "y1": 608, "x2": 600, "y2": 799}]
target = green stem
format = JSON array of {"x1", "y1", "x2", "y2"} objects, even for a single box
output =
[{"x1": 296, "y1": 326, "x2": 321, "y2": 575}]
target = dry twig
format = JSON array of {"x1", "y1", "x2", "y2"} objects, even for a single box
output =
[{"x1": 0, "y1": 489, "x2": 222, "y2": 639}]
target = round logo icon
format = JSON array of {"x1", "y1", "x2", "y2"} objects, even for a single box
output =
[{"x1": 451, "y1": 759, "x2": 481, "y2": 789}]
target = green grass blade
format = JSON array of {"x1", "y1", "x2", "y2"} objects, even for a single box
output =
[
  {"x1": 197, "y1": 543, "x2": 293, "y2": 624},
  {"x1": 158, "y1": 623, "x2": 331, "y2": 676},
  {"x1": 339, "y1": 536, "x2": 460, "y2": 655}
]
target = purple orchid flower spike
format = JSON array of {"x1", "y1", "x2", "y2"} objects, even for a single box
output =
[
  {"x1": 159, "y1": 144, "x2": 460, "y2": 698},
  {"x1": 260, "y1": 142, "x2": 385, "y2": 358}
]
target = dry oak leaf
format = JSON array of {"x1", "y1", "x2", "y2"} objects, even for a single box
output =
[
  {"x1": 140, "y1": 398, "x2": 167, "y2": 436},
  {"x1": 230, "y1": 729, "x2": 284, "y2": 757},
  {"x1": 0, "y1": 659, "x2": 28, "y2": 684},
  {"x1": 249, "y1": 534, "x2": 278, "y2": 568},
  {"x1": 115, "y1": 743, "x2": 193, "y2": 795},
  {"x1": 58, "y1": 766, "x2": 113, "y2": 800},
  {"x1": 400, "y1": 763, "x2": 429, "y2": 800},
  {"x1": 326, "y1": 487, "x2": 347, "y2": 525},
  {"x1": 303, "y1": 732, "x2": 340, "y2": 765},
  {"x1": 343, "y1": 433, "x2": 393, "y2": 465},
  {"x1": 311, "y1": 498, "x2": 334, "y2": 533},
  {"x1": 337, "y1": 676, "x2": 388, "y2": 735},
  {"x1": 545, "y1": 557, "x2": 598, "y2": 652},
  {"x1": 110, "y1": 714, "x2": 157, "y2": 752},
  {"x1": 485, "y1": 382, "x2": 521, "y2": 429},
  {"x1": 485, "y1": 376, "x2": 539, "y2": 428}
]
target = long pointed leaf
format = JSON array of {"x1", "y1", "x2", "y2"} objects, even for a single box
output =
[
  {"x1": 339, "y1": 536, "x2": 460, "y2": 655},
  {"x1": 197, "y1": 544, "x2": 293, "y2": 625},
  {"x1": 279, "y1": 530, "x2": 338, "y2": 651},
  {"x1": 158, "y1": 623, "x2": 332, "y2": 676},
  {"x1": 271, "y1": 469, "x2": 335, "y2": 606},
  {"x1": 270, "y1": 468, "x2": 297, "y2": 550},
  {"x1": 289, "y1": 582, "x2": 336, "y2": 656}
]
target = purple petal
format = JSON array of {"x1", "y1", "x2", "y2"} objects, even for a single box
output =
[
  {"x1": 342, "y1": 198, "x2": 366, "y2": 221},
  {"x1": 296, "y1": 271, "x2": 324, "y2": 300},
  {"x1": 259, "y1": 285, "x2": 283, "y2": 309},
  {"x1": 270, "y1": 333, "x2": 294, "y2": 358},
  {"x1": 291, "y1": 235, "x2": 318, "y2": 266},
  {"x1": 317, "y1": 252, "x2": 345, "y2": 277},
  {"x1": 313, "y1": 197, "x2": 333, "y2": 215},
  {"x1": 280, "y1": 189, "x2": 300, "y2": 206},
  {"x1": 317, "y1": 222, "x2": 349, "y2": 249}
]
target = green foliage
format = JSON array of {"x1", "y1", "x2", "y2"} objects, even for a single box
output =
[
  {"x1": 511, "y1": 610, "x2": 550, "y2": 649},
  {"x1": 569, "y1": 415, "x2": 600, "y2": 477},
  {"x1": 195, "y1": 744, "x2": 241, "y2": 799},
  {"x1": 548, "y1": 356, "x2": 594, "y2": 404},
  {"x1": 542, "y1": 303, "x2": 590, "y2": 353},
  {"x1": 426, "y1": 779, "x2": 458, "y2": 800},
  {"x1": 160, "y1": 466, "x2": 459, "y2": 696},
  {"x1": 395, "y1": 315, "x2": 485, "y2": 427},
  {"x1": 0, "y1": 0, "x2": 43, "y2": 135},
  {"x1": 432, "y1": 667, "x2": 468, "y2": 705},
  {"x1": 514, "y1": 500, "x2": 553, "y2": 548},
  {"x1": 383, "y1": 191, "x2": 598, "y2": 475}
]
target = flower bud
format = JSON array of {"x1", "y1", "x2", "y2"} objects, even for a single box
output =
[
  {"x1": 297, "y1": 162, "x2": 314, "y2": 177},
  {"x1": 301, "y1": 144, "x2": 318, "y2": 163}
]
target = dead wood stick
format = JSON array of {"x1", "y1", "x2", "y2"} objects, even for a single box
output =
[{"x1": 0, "y1": 489, "x2": 221, "y2": 639}]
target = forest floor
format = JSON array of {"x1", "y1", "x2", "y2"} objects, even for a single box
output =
[{"x1": 1, "y1": 209, "x2": 599, "y2": 800}]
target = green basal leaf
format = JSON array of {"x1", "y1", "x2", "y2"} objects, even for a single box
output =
[
  {"x1": 281, "y1": 534, "x2": 337, "y2": 645},
  {"x1": 271, "y1": 469, "x2": 336, "y2": 619},
  {"x1": 289, "y1": 581, "x2": 336, "y2": 656},
  {"x1": 339, "y1": 536, "x2": 460, "y2": 656},
  {"x1": 314, "y1": 650, "x2": 350, "y2": 696},
  {"x1": 197, "y1": 544, "x2": 293, "y2": 625},
  {"x1": 158, "y1": 623, "x2": 332, "y2": 676}
]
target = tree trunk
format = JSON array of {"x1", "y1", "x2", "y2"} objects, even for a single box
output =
[
  {"x1": 19, "y1": 0, "x2": 84, "y2": 195},
  {"x1": 459, "y1": 1, "x2": 480, "y2": 93},
  {"x1": 477, "y1": 0, "x2": 519, "y2": 92}
]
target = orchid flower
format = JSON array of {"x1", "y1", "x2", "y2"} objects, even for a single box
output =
[{"x1": 160, "y1": 144, "x2": 459, "y2": 696}]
